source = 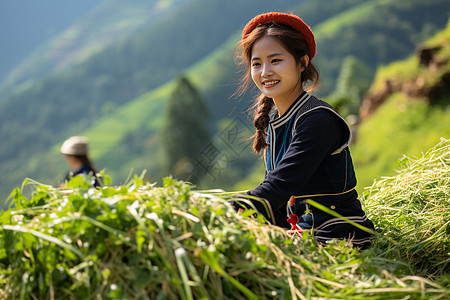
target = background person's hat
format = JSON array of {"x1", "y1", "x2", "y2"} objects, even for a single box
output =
[{"x1": 60, "y1": 136, "x2": 88, "y2": 155}]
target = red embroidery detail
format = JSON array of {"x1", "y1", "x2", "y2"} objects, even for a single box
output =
[{"x1": 286, "y1": 213, "x2": 301, "y2": 231}]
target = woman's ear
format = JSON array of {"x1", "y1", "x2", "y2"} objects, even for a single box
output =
[{"x1": 299, "y1": 54, "x2": 310, "y2": 72}]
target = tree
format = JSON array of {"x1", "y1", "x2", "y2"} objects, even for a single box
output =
[
  {"x1": 162, "y1": 75, "x2": 210, "y2": 183},
  {"x1": 328, "y1": 55, "x2": 372, "y2": 117}
]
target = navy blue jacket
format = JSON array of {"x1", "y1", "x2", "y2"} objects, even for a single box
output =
[
  {"x1": 247, "y1": 92, "x2": 374, "y2": 247},
  {"x1": 64, "y1": 164, "x2": 100, "y2": 187}
]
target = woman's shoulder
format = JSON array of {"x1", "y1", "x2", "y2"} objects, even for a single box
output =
[
  {"x1": 291, "y1": 94, "x2": 341, "y2": 121},
  {"x1": 293, "y1": 103, "x2": 352, "y2": 153},
  {"x1": 294, "y1": 105, "x2": 344, "y2": 129},
  {"x1": 293, "y1": 105, "x2": 350, "y2": 138}
]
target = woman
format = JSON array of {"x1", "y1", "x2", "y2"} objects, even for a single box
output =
[
  {"x1": 235, "y1": 12, "x2": 374, "y2": 248},
  {"x1": 60, "y1": 136, "x2": 100, "y2": 187}
]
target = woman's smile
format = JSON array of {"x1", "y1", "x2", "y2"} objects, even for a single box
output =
[{"x1": 262, "y1": 79, "x2": 280, "y2": 88}]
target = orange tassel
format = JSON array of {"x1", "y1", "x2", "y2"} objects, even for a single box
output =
[{"x1": 289, "y1": 195, "x2": 296, "y2": 206}]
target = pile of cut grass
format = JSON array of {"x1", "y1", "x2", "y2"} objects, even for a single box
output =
[
  {"x1": 363, "y1": 138, "x2": 450, "y2": 278},
  {"x1": 0, "y1": 141, "x2": 448, "y2": 299}
]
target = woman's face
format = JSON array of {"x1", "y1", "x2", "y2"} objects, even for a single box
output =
[
  {"x1": 250, "y1": 35, "x2": 303, "y2": 106},
  {"x1": 65, "y1": 155, "x2": 81, "y2": 169}
]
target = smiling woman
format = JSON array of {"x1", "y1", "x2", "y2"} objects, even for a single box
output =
[{"x1": 233, "y1": 12, "x2": 375, "y2": 249}]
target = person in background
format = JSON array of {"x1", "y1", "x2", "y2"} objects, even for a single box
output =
[
  {"x1": 234, "y1": 12, "x2": 374, "y2": 248},
  {"x1": 60, "y1": 136, "x2": 100, "y2": 187}
]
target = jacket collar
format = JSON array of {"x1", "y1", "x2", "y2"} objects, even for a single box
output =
[{"x1": 270, "y1": 92, "x2": 310, "y2": 128}]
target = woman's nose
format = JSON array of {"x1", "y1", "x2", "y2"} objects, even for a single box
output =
[{"x1": 261, "y1": 64, "x2": 273, "y2": 77}]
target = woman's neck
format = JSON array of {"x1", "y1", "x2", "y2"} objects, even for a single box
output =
[{"x1": 273, "y1": 88, "x2": 305, "y2": 116}]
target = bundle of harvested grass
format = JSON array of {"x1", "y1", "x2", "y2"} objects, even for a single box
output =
[
  {"x1": 363, "y1": 138, "x2": 449, "y2": 278},
  {"x1": 0, "y1": 140, "x2": 448, "y2": 299}
]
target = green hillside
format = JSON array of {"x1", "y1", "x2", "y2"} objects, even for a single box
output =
[
  {"x1": 352, "y1": 20, "x2": 450, "y2": 191},
  {"x1": 0, "y1": 0, "x2": 297, "y2": 203},
  {"x1": 0, "y1": 0, "x2": 191, "y2": 97},
  {"x1": 0, "y1": 0, "x2": 103, "y2": 83},
  {"x1": 312, "y1": 0, "x2": 450, "y2": 95},
  {"x1": 16, "y1": 34, "x2": 249, "y2": 190},
  {"x1": 1, "y1": 0, "x2": 449, "y2": 205}
]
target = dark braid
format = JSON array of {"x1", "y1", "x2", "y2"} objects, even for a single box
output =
[{"x1": 252, "y1": 95, "x2": 274, "y2": 153}]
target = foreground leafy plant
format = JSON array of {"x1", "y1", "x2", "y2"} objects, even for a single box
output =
[{"x1": 0, "y1": 150, "x2": 448, "y2": 299}]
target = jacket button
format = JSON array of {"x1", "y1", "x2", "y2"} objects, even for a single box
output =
[{"x1": 330, "y1": 205, "x2": 336, "y2": 210}]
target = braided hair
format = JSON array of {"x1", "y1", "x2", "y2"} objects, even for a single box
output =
[{"x1": 251, "y1": 95, "x2": 274, "y2": 152}]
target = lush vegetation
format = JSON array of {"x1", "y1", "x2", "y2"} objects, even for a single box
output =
[
  {"x1": 352, "y1": 93, "x2": 450, "y2": 191},
  {"x1": 1, "y1": 0, "x2": 449, "y2": 203},
  {"x1": 0, "y1": 139, "x2": 448, "y2": 299},
  {"x1": 0, "y1": 0, "x2": 189, "y2": 96},
  {"x1": 310, "y1": 0, "x2": 450, "y2": 95},
  {"x1": 1, "y1": 2, "x2": 449, "y2": 297},
  {"x1": 352, "y1": 20, "x2": 450, "y2": 191}
]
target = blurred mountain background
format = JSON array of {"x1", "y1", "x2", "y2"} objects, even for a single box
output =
[{"x1": 0, "y1": 0, "x2": 449, "y2": 208}]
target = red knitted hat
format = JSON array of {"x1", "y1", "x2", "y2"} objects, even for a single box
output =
[{"x1": 242, "y1": 12, "x2": 316, "y2": 60}]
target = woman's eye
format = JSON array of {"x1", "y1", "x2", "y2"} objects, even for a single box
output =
[
  {"x1": 252, "y1": 62, "x2": 260, "y2": 67},
  {"x1": 271, "y1": 59, "x2": 281, "y2": 63}
]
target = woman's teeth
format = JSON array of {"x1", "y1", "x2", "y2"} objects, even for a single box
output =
[{"x1": 263, "y1": 80, "x2": 279, "y2": 86}]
